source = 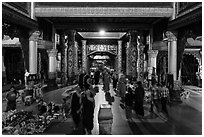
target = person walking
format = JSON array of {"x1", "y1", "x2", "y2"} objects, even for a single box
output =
[
  {"x1": 112, "y1": 70, "x2": 118, "y2": 91},
  {"x1": 125, "y1": 86, "x2": 134, "y2": 121},
  {"x1": 94, "y1": 68, "x2": 100, "y2": 85},
  {"x1": 118, "y1": 73, "x2": 127, "y2": 102},
  {"x1": 134, "y1": 81, "x2": 145, "y2": 118},
  {"x1": 150, "y1": 82, "x2": 160, "y2": 113},
  {"x1": 62, "y1": 98, "x2": 70, "y2": 120},
  {"x1": 81, "y1": 88, "x2": 95, "y2": 134},
  {"x1": 70, "y1": 86, "x2": 82, "y2": 130},
  {"x1": 83, "y1": 72, "x2": 91, "y2": 90},
  {"x1": 103, "y1": 69, "x2": 111, "y2": 93},
  {"x1": 78, "y1": 69, "x2": 85, "y2": 90},
  {"x1": 160, "y1": 82, "x2": 169, "y2": 116},
  {"x1": 6, "y1": 86, "x2": 18, "y2": 112}
]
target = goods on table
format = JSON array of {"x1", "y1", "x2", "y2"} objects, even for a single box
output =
[{"x1": 2, "y1": 109, "x2": 63, "y2": 135}]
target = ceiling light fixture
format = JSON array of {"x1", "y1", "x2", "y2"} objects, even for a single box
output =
[{"x1": 99, "y1": 30, "x2": 105, "y2": 35}]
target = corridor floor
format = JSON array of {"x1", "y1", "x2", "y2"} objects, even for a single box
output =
[
  {"x1": 93, "y1": 84, "x2": 202, "y2": 135},
  {"x1": 2, "y1": 84, "x2": 202, "y2": 135}
]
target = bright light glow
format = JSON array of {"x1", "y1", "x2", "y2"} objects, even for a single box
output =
[{"x1": 99, "y1": 30, "x2": 105, "y2": 35}]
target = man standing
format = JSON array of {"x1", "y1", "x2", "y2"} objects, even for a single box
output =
[
  {"x1": 134, "y1": 81, "x2": 145, "y2": 118},
  {"x1": 94, "y1": 68, "x2": 100, "y2": 85},
  {"x1": 78, "y1": 69, "x2": 85, "y2": 90},
  {"x1": 160, "y1": 82, "x2": 169, "y2": 116}
]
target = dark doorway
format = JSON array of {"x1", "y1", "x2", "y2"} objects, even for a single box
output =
[
  {"x1": 4, "y1": 48, "x2": 25, "y2": 84},
  {"x1": 181, "y1": 54, "x2": 199, "y2": 86}
]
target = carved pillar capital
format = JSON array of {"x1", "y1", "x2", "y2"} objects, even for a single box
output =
[
  {"x1": 165, "y1": 31, "x2": 177, "y2": 41},
  {"x1": 47, "y1": 49, "x2": 58, "y2": 57},
  {"x1": 29, "y1": 31, "x2": 41, "y2": 41},
  {"x1": 147, "y1": 50, "x2": 158, "y2": 58},
  {"x1": 82, "y1": 40, "x2": 87, "y2": 45}
]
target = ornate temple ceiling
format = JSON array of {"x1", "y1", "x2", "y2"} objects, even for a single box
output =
[{"x1": 35, "y1": 2, "x2": 173, "y2": 32}]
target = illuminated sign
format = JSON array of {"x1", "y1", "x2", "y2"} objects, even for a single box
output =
[{"x1": 87, "y1": 44, "x2": 117, "y2": 55}]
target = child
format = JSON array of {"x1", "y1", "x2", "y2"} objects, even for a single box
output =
[{"x1": 62, "y1": 98, "x2": 70, "y2": 120}]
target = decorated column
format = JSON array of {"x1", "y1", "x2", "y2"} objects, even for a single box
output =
[
  {"x1": 147, "y1": 50, "x2": 158, "y2": 80},
  {"x1": 29, "y1": 31, "x2": 40, "y2": 74},
  {"x1": 67, "y1": 30, "x2": 76, "y2": 84},
  {"x1": 137, "y1": 37, "x2": 145, "y2": 82},
  {"x1": 129, "y1": 31, "x2": 138, "y2": 78},
  {"x1": 47, "y1": 49, "x2": 58, "y2": 87},
  {"x1": 74, "y1": 41, "x2": 79, "y2": 75},
  {"x1": 166, "y1": 31, "x2": 177, "y2": 80},
  {"x1": 126, "y1": 42, "x2": 131, "y2": 76},
  {"x1": 82, "y1": 40, "x2": 87, "y2": 72},
  {"x1": 61, "y1": 32, "x2": 68, "y2": 85},
  {"x1": 117, "y1": 40, "x2": 122, "y2": 74}
]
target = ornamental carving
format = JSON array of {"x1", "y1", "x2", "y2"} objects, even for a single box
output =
[
  {"x1": 68, "y1": 46, "x2": 73, "y2": 76},
  {"x1": 82, "y1": 40, "x2": 87, "y2": 72},
  {"x1": 137, "y1": 44, "x2": 145, "y2": 81},
  {"x1": 117, "y1": 40, "x2": 122, "y2": 73},
  {"x1": 61, "y1": 33, "x2": 68, "y2": 84},
  {"x1": 126, "y1": 42, "x2": 131, "y2": 76},
  {"x1": 165, "y1": 31, "x2": 177, "y2": 41},
  {"x1": 47, "y1": 49, "x2": 57, "y2": 57}
]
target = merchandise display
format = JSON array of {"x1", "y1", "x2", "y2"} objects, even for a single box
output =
[{"x1": 2, "y1": 104, "x2": 63, "y2": 135}]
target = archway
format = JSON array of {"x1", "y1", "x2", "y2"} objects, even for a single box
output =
[{"x1": 88, "y1": 51, "x2": 117, "y2": 72}]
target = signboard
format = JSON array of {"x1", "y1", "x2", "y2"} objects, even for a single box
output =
[{"x1": 87, "y1": 44, "x2": 117, "y2": 55}]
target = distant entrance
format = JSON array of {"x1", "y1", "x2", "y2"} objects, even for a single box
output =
[{"x1": 87, "y1": 43, "x2": 117, "y2": 72}]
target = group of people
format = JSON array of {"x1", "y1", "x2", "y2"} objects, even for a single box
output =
[
  {"x1": 67, "y1": 69, "x2": 100, "y2": 135},
  {"x1": 149, "y1": 82, "x2": 170, "y2": 116},
  {"x1": 5, "y1": 67, "x2": 170, "y2": 134},
  {"x1": 124, "y1": 80, "x2": 170, "y2": 120}
]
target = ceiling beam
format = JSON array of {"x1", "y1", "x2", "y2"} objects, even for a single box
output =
[
  {"x1": 35, "y1": 7, "x2": 173, "y2": 18},
  {"x1": 54, "y1": 23, "x2": 151, "y2": 32}
]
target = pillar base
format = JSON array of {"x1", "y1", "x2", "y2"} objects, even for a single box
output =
[{"x1": 48, "y1": 72, "x2": 57, "y2": 88}]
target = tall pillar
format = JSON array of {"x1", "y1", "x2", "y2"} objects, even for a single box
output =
[
  {"x1": 126, "y1": 42, "x2": 131, "y2": 76},
  {"x1": 29, "y1": 31, "x2": 40, "y2": 74},
  {"x1": 74, "y1": 41, "x2": 79, "y2": 75},
  {"x1": 61, "y1": 32, "x2": 68, "y2": 85},
  {"x1": 47, "y1": 49, "x2": 58, "y2": 86},
  {"x1": 2, "y1": 48, "x2": 6, "y2": 85},
  {"x1": 117, "y1": 40, "x2": 122, "y2": 74},
  {"x1": 166, "y1": 31, "x2": 177, "y2": 80},
  {"x1": 137, "y1": 38, "x2": 145, "y2": 82},
  {"x1": 82, "y1": 40, "x2": 87, "y2": 72},
  {"x1": 147, "y1": 50, "x2": 158, "y2": 80},
  {"x1": 129, "y1": 31, "x2": 138, "y2": 78},
  {"x1": 144, "y1": 54, "x2": 148, "y2": 72},
  {"x1": 67, "y1": 30, "x2": 76, "y2": 84}
]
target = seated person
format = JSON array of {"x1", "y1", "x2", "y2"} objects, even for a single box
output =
[{"x1": 38, "y1": 99, "x2": 47, "y2": 115}]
